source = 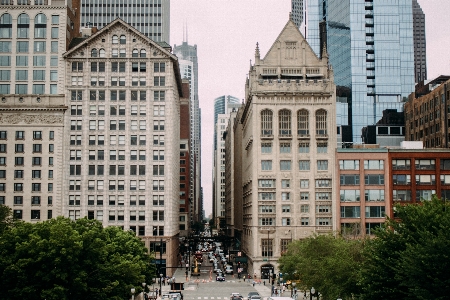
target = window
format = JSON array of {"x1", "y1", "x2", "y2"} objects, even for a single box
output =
[
  {"x1": 17, "y1": 13, "x2": 29, "y2": 38},
  {"x1": 300, "y1": 180, "x2": 309, "y2": 188},
  {"x1": 299, "y1": 160, "x2": 310, "y2": 171},
  {"x1": 34, "y1": 14, "x2": 47, "y2": 38},
  {"x1": 316, "y1": 179, "x2": 331, "y2": 188},
  {"x1": 341, "y1": 206, "x2": 360, "y2": 218},
  {"x1": 154, "y1": 62, "x2": 166, "y2": 72},
  {"x1": 31, "y1": 210, "x2": 40, "y2": 220},
  {"x1": 339, "y1": 160, "x2": 360, "y2": 170},
  {"x1": 298, "y1": 142, "x2": 309, "y2": 153},
  {"x1": 261, "y1": 110, "x2": 273, "y2": 135},
  {"x1": 440, "y1": 159, "x2": 450, "y2": 170},
  {"x1": 317, "y1": 142, "x2": 327, "y2": 153},
  {"x1": 280, "y1": 143, "x2": 291, "y2": 153},
  {"x1": 258, "y1": 192, "x2": 275, "y2": 200},
  {"x1": 16, "y1": 41, "x2": 29, "y2": 53},
  {"x1": 0, "y1": 13, "x2": 12, "y2": 38},
  {"x1": 281, "y1": 179, "x2": 290, "y2": 188},
  {"x1": 281, "y1": 218, "x2": 291, "y2": 226},
  {"x1": 340, "y1": 190, "x2": 360, "y2": 202},
  {"x1": 154, "y1": 91, "x2": 165, "y2": 101},
  {"x1": 297, "y1": 109, "x2": 309, "y2": 135},
  {"x1": 392, "y1": 159, "x2": 410, "y2": 170},
  {"x1": 279, "y1": 109, "x2": 291, "y2": 135},
  {"x1": 315, "y1": 109, "x2": 327, "y2": 135},
  {"x1": 365, "y1": 190, "x2": 385, "y2": 201},
  {"x1": 281, "y1": 192, "x2": 290, "y2": 201},
  {"x1": 261, "y1": 143, "x2": 272, "y2": 153},
  {"x1": 301, "y1": 217, "x2": 309, "y2": 226},
  {"x1": 154, "y1": 76, "x2": 165, "y2": 86},
  {"x1": 364, "y1": 160, "x2": 384, "y2": 170},
  {"x1": 316, "y1": 192, "x2": 330, "y2": 200},
  {"x1": 365, "y1": 175, "x2": 384, "y2": 185},
  {"x1": 120, "y1": 35, "x2": 126, "y2": 44},
  {"x1": 415, "y1": 175, "x2": 436, "y2": 185},
  {"x1": 415, "y1": 159, "x2": 435, "y2": 170},
  {"x1": 365, "y1": 206, "x2": 385, "y2": 218},
  {"x1": 261, "y1": 160, "x2": 272, "y2": 171},
  {"x1": 317, "y1": 160, "x2": 328, "y2": 170},
  {"x1": 280, "y1": 160, "x2": 291, "y2": 171},
  {"x1": 153, "y1": 120, "x2": 165, "y2": 131},
  {"x1": 340, "y1": 175, "x2": 360, "y2": 185}
]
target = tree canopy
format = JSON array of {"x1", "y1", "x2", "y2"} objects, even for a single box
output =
[
  {"x1": 278, "y1": 234, "x2": 364, "y2": 300},
  {"x1": 360, "y1": 197, "x2": 450, "y2": 300},
  {"x1": 0, "y1": 215, "x2": 155, "y2": 300}
]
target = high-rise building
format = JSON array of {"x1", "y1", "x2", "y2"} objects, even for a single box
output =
[
  {"x1": 291, "y1": 0, "x2": 304, "y2": 28},
  {"x1": 0, "y1": 0, "x2": 80, "y2": 222},
  {"x1": 63, "y1": 18, "x2": 183, "y2": 276},
  {"x1": 80, "y1": 0, "x2": 170, "y2": 43},
  {"x1": 173, "y1": 41, "x2": 203, "y2": 223},
  {"x1": 306, "y1": 0, "x2": 415, "y2": 143},
  {"x1": 413, "y1": 0, "x2": 427, "y2": 83},
  {"x1": 213, "y1": 95, "x2": 240, "y2": 150},
  {"x1": 234, "y1": 19, "x2": 336, "y2": 276}
]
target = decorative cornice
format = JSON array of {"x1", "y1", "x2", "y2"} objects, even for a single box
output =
[{"x1": 0, "y1": 113, "x2": 64, "y2": 124}]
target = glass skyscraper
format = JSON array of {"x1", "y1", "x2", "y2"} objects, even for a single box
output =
[
  {"x1": 80, "y1": 0, "x2": 170, "y2": 43},
  {"x1": 307, "y1": 0, "x2": 415, "y2": 143}
]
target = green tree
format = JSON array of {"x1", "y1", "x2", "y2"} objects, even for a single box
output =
[
  {"x1": 278, "y1": 234, "x2": 364, "y2": 300},
  {"x1": 360, "y1": 197, "x2": 450, "y2": 300},
  {"x1": 0, "y1": 205, "x2": 21, "y2": 235},
  {"x1": 0, "y1": 217, "x2": 155, "y2": 300}
]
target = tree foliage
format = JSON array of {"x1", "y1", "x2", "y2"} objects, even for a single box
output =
[
  {"x1": 0, "y1": 205, "x2": 21, "y2": 235},
  {"x1": 278, "y1": 234, "x2": 364, "y2": 300},
  {"x1": 360, "y1": 197, "x2": 450, "y2": 300},
  {"x1": 0, "y1": 217, "x2": 155, "y2": 300}
]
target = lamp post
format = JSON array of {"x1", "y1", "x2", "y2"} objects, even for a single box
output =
[
  {"x1": 131, "y1": 288, "x2": 135, "y2": 300},
  {"x1": 279, "y1": 276, "x2": 283, "y2": 295},
  {"x1": 310, "y1": 287, "x2": 319, "y2": 300},
  {"x1": 142, "y1": 282, "x2": 146, "y2": 299},
  {"x1": 269, "y1": 270, "x2": 273, "y2": 289},
  {"x1": 159, "y1": 273, "x2": 163, "y2": 296}
]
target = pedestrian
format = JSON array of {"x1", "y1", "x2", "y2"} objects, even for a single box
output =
[
  {"x1": 264, "y1": 280, "x2": 266, "y2": 286},
  {"x1": 252, "y1": 281, "x2": 255, "y2": 287},
  {"x1": 155, "y1": 288, "x2": 158, "y2": 295}
]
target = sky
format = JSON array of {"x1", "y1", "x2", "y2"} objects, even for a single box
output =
[{"x1": 170, "y1": 0, "x2": 450, "y2": 217}]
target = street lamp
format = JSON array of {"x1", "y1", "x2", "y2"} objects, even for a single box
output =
[
  {"x1": 142, "y1": 282, "x2": 146, "y2": 299},
  {"x1": 310, "y1": 287, "x2": 319, "y2": 300},
  {"x1": 269, "y1": 270, "x2": 273, "y2": 287},
  {"x1": 159, "y1": 273, "x2": 163, "y2": 296},
  {"x1": 131, "y1": 288, "x2": 135, "y2": 300}
]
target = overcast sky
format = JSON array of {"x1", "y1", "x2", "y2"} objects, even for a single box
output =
[{"x1": 170, "y1": 0, "x2": 450, "y2": 217}]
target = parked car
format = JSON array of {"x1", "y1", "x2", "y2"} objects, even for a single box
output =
[
  {"x1": 247, "y1": 292, "x2": 260, "y2": 300},
  {"x1": 230, "y1": 293, "x2": 243, "y2": 300},
  {"x1": 225, "y1": 265, "x2": 234, "y2": 274},
  {"x1": 216, "y1": 275, "x2": 226, "y2": 281}
]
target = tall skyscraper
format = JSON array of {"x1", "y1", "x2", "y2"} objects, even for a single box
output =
[
  {"x1": 173, "y1": 41, "x2": 203, "y2": 223},
  {"x1": 213, "y1": 95, "x2": 240, "y2": 150},
  {"x1": 307, "y1": 0, "x2": 415, "y2": 143},
  {"x1": 291, "y1": 0, "x2": 304, "y2": 28},
  {"x1": 80, "y1": 0, "x2": 170, "y2": 43},
  {"x1": 413, "y1": 0, "x2": 427, "y2": 83}
]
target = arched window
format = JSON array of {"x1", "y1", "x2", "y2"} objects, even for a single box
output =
[
  {"x1": 279, "y1": 109, "x2": 291, "y2": 136},
  {"x1": 261, "y1": 110, "x2": 273, "y2": 136},
  {"x1": 91, "y1": 48, "x2": 98, "y2": 57},
  {"x1": 315, "y1": 109, "x2": 327, "y2": 135},
  {"x1": 132, "y1": 49, "x2": 139, "y2": 57},
  {"x1": 0, "y1": 13, "x2": 12, "y2": 38},
  {"x1": 112, "y1": 35, "x2": 118, "y2": 44},
  {"x1": 120, "y1": 35, "x2": 126, "y2": 44},
  {"x1": 140, "y1": 49, "x2": 147, "y2": 58},
  {"x1": 17, "y1": 14, "x2": 30, "y2": 38},
  {"x1": 34, "y1": 13, "x2": 47, "y2": 38},
  {"x1": 297, "y1": 110, "x2": 309, "y2": 135},
  {"x1": 99, "y1": 48, "x2": 105, "y2": 57}
]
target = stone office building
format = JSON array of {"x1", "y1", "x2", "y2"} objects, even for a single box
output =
[
  {"x1": 236, "y1": 18, "x2": 336, "y2": 277},
  {"x1": 63, "y1": 18, "x2": 183, "y2": 275}
]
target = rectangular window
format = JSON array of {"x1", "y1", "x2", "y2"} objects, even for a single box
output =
[
  {"x1": 299, "y1": 160, "x2": 310, "y2": 171},
  {"x1": 258, "y1": 179, "x2": 275, "y2": 188},
  {"x1": 317, "y1": 142, "x2": 328, "y2": 153},
  {"x1": 280, "y1": 160, "x2": 291, "y2": 171},
  {"x1": 300, "y1": 179, "x2": 309, "y2": 188},
  {"x1": 415, "y1": 159, "x2": 435, "y2": 170},
  {"x1": 392, "y1": 159, "x2": 411, "y2": 170},
  {"x1": 317, "y1": 160, "x2": 328, "y2": 170},
  {"x1": 365, "y1": 175, "x2": 384, "y2": 185},
  {"x1": 393, "y1": 174, "x2": 411, "y2": 185},
  {"x1": 261, "y1": 143, "x2": 272, "y2": 153},
  {"x1": 364, "y1": 160, "x2": 384, "y2": 170},
  {"x1": 339, "y1": 160, "x2": 360, "y2": 170},
  {"x1": 298, "y1": 142, "x2": 310, "y2": 153},
  {"x1": 340, "y1": 190, "x2": 360, "y2": 202},
  {"x1": 340, "y1": 175, "x2": 360, "y2": 185},
  {"x1": 365, "y1": 190, "x2": 385, "y2": 202},
  {"x1": 341, "y1": 206, "x2": 361, "y2": 218},
  {"x1": 280, "y1": 143, "x2": 291, "y2": 153},
  {"x1": 365, "y1": 206, "x2": 385, "y2": 218},
  {"x1": 261, "y1": 160, "x2": 272, "y2": 171}
]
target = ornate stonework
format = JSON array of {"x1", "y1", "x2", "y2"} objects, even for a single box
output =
[{"x1": 0, "y1": 113, "x2": 63, "y2": 124}]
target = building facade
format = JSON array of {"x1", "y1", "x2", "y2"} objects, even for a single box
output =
[
  {"x1": 404, "y1": 78, "x2": 450, "y2": 148},
  {"x1": 291, "y1": 0, "x2": 304, "y2": 28},
  {"x1": 173, "y1": 41, "x2": 203, "y2": 223},
  {"x1": 63, "y1": 18, "x2": 182, "y2": 276},
  {"x1": 238, "y1": 19, "x2": 336, "y2": 277},
  {"x1": 0, "y1": 0, "x2": 79, "y2": 222},
  {"x1": 413, "y1": 0, "x2": 427, "y2": 83},
  {"x1": 80, "y1": 0, "x2": 170, "y2": 43},
  {"x1": 306, "y1": 0, "x2": 415, "y2": 143}
]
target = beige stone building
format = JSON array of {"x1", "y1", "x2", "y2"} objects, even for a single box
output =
[
  {"x1": 0, "y1": 0, "x2": 79, "y2": 221},
  {"x1": 236, "y1": 19, "x2": 336, "y2": 277},
  {"x1": 63, "y1": 18, "x2": 182, "y2": 276}
]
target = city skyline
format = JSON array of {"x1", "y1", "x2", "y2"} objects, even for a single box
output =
[{"x1": 171, "y1": 0, "x2": 450, "y2": 216}]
